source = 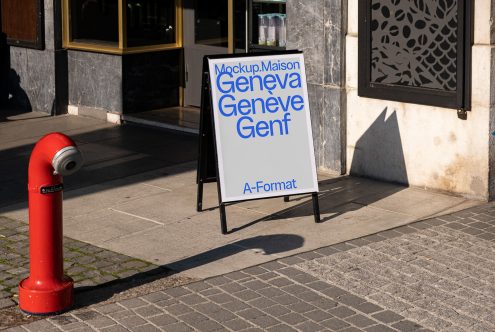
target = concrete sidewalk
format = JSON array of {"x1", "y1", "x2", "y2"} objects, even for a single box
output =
[{"x1": 0, "y1": 114, "x2": 480, "y2": 280}]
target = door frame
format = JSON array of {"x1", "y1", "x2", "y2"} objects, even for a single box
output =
[{"x1": 180, "y1": 0, "x2": 234, "y2": 106}]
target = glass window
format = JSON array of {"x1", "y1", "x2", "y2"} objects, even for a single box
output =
[
  {"x1": 126, "y1": 0, "x2": 176, "y2": 47},
  {"x1": 194, "y1": 0, "x2": 228, "y2": 47},
  {"x1": 70, "y1": 0, "x2": 119, "y2": 46},
  {"x1": 64, "y1": 0, "x2": 181, "y2": 53}
]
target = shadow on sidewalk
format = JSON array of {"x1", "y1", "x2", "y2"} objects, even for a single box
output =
[{"x1": 73, "y1": 234, "x2": 304, "y2": 308}]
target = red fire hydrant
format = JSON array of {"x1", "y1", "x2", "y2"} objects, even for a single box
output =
[{"x1": 19, "y1": 133, "x2": 83, "y2": 315}]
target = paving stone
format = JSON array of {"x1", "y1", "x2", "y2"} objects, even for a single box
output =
[
  {"x1": 293, "y1": 273, "x2": 320, "y2": 284},
  {"x1": 268, "y1": 277, "x2": 293, "y2": 287},
  {"x1": 222, "y1": 318, "x2": 253, "y2": 331},
  {"x1": 320, "y1": 317, "x2": 351, "y2": 330},
  {"x1": 86, "y1": 317, "x2": 116, "y2": 329},
  {"x1": 23, "y1": 319, "x2": 59, "y2": 331},
  {"x1": 249, "y1": 315, "x2": 280, "y2": 328},
  {"x1": 303, "y1": 309, "x2": 332, "y2": 322},
  {"x1": 259, "y1": 261, "x2": 286, "y2": 271},
  {"x1": 224, "y1": 271, "x2": 251, "y2": 281},
  {"x1": 148, "y1": 313, "x2": 178, "y2": 327},
  {"x1": 108, "y1": 309, "x2": 136, "y2": 320},
  {"x1": 365, "y1": 324, "x2": 397, "y2": 332},
  {"x1": 199, "y1": 288, "x2": 222, "y2": 296},
  {"x1": 119, "y1": 298, "x2": 148, "y2": 309},
  {"x1": 354, "y1": 302, "x2": 383, "y2": 314},
  {"x1": 129, "y1": 324, "x2": 161, "y2": 332},
  {"x1": 336, "y1": 294, "x2": 367, "y2": 308},
  {"x1": 218, "y1": 282, "x2": 247, "y2": 293},
  {"x1": 58, "y1": 322, "x2": 91, "y2": 331},
  {"x1": 117, "y1": 315, "x2": 148, "y2": 328},
  {"x1": 178, "y1": 311, "x2": 209, "y2": 325},
  {"x1": 50, "y1": 315, "x2": 79, "y2": 326},
  {"x1": 164, "y1": 303, "x2": 194, "y2": 316},
  {"x1": 243, "y1": 280, "x2": 269, "y2": 291},
  {"x1": 319, "y1": 286, "x2": 348, "y2": 299},
  {"x1": 256, "y1": 272, "x2": 278, "y2": 280},
  {"x1": 237, "y1": 308, "x2": 265, "y2": 320},
  {"x1": 159, "y1": 322, "x2": 194, "y2": 332},
  {"x1": 243, "y1": 266, "x2": 268, "y2": 275},
  {"x1": 140, "y1": 292, "x2": 171, "y2": 303},
  {"x1": 277, "y1": 256, "x2": 306, "y2": 266},
  {"x1": 296, "y1": 251, "x2": 324, "y2": 260},
  {"x1": 278, "y1": 312, "x2": 307, "y2": 325},
  {"x1": 392, "y1": 320, "x2": 424, "y2": 332},
  {"x1": 0, "y1": 297, "x2": 15, "y2": 308},
  {"x1": 248, "y1": 297, "x2": 278, "y2": 309},
  {"x1": 185, "y1": 319, "x2": 223, "y2": 332},
  {"x1": 296, "y1": 320, "x2": 326, "y2": 332},
  {"x1": 163, "y1": 287, "x2": 191, "y2": 298},
  {"x1": 263, "y1": 304, "x2": 291, "y2": 316},
  {"x1": 266, "y1": 323, "x2": 298, "y2": 332},
  {"x1": 328, "y1": 306, "x2": 356, "y2": 319},
  {"x1": 233, "y1": 290, "x2": 261, "y2": 301},
  {"x1": 133, "y1": 305, "x2": 163, "y2": 318},
  {"x1": 345, "y1": 314, "x2": 376, "y2": 328},
  {"x1": 224, "y1": 299, "x2": 251, "y2": 312},
  {"x1": 208, "y1": 309, "x2": 237, "y2": 322},
  {"x1": 205, "y1": 276, "x2": 231, "y2": 286},
  {"x1": 208, "y1": 293, "x2": 238, "y2": 304},
  {"x1": 281, "y1": 284, "x2": 308, "y2": 294}
]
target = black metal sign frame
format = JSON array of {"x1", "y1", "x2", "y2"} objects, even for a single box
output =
[{"x1": 196, "y1": 51, "x2": 320, "y2": 234}]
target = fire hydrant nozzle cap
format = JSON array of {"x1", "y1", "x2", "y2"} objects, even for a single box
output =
[{"x1": 52, "y1": 146, "x2": 83, "y2": 176}]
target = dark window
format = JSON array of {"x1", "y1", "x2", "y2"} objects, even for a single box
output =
[
  {"x1": 70, "y1": 0, "x2": 119, "y2": 46},
  {"x1": 358, "y1": 0, "x2": 472, "y2": 110},
  {"x1": 126, "y1": 0, "x2": 176, "y2": 47},
  {"x1": 0, "y1": 0, "x2": 44, "y2": 49},
  {"x1": 195, "y1": 0, "x2": 228, "y2": 47}
]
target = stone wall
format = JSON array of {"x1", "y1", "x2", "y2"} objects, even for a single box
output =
[
  {"x1": 68, "y1": 51, "x2": 123, "y2": 116},
  {"x1": 287, "y1": 0, "x2": 347, "y2": 175},
  {"x1": 490, "y1": 0, "x2": 495, "y2": 200},
  {"x1": 8, "y1": 0, "x2": 67, "y2": 114}
]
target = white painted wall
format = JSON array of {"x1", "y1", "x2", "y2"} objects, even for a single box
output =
[{"x1": 345, "y1": 0, "x2": 492, "y2": 200}]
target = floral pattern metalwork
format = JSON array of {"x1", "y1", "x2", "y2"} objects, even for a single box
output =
[{"x1": 370, "y1": 0, "x2": 458, "y2": 91}]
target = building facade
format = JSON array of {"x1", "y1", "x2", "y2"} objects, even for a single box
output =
[{"x1": 2, "y1": 0, "x2": 495, "y2": 200}]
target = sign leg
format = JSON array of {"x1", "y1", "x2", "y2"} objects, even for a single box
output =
[
  {"x1": 197, "y1": 180, "x2": 204, "y2": 212},
  {"x1": 220, "y1": 203, "x2": 228, "y2": 234},
  {"x1": 284, "y1": 196, "x2": 290, "y2": 202},
  {"x1": 312, "y1": 193, "x2": 321, "y2": 223}
]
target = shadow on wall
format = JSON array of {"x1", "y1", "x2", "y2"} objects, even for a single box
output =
[
  {"x1": 350, "y1": 108, "x2": 409, "y2": 186},
  {"x1": 0, "y1": 23, "x2": 32, "y2": 116}
]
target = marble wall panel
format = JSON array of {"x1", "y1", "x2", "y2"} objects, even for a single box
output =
[
  {"x1": 288, "y1": 0, "x2": 346, "y2": 174},
  {"x1": 68, "y1": 51, "x2": 122, "y2": 114},
  {"x1": 9, "y1": 47, "x2": 56, "y2": 113},
  {"x1": 287, "y1": 0, "x2": 325, "y2": 85}
]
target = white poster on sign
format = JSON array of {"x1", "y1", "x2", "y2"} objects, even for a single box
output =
[{"x1": 208, "y1": 53, "x2": 318, "y2": 202}]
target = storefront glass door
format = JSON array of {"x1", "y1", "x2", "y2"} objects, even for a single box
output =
[{"x1": 183, "y1": 0, "x2": 229, "y2": 107}]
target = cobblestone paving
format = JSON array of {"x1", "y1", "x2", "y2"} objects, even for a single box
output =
[
  {"x1": 5, "y1": 203, "x2": 495, "y2": 331},
  {"x1": 0, "y1": 216, "x2": 159, "y2": 309}
]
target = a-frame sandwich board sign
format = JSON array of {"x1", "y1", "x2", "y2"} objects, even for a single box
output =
[{"x1": 196, "y1": 51, "x2": 320, "y2": 234}]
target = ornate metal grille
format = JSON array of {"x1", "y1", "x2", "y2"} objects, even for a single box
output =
[{"x1": 358, "y1": 0, "x2": 472, "y2": 110}]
